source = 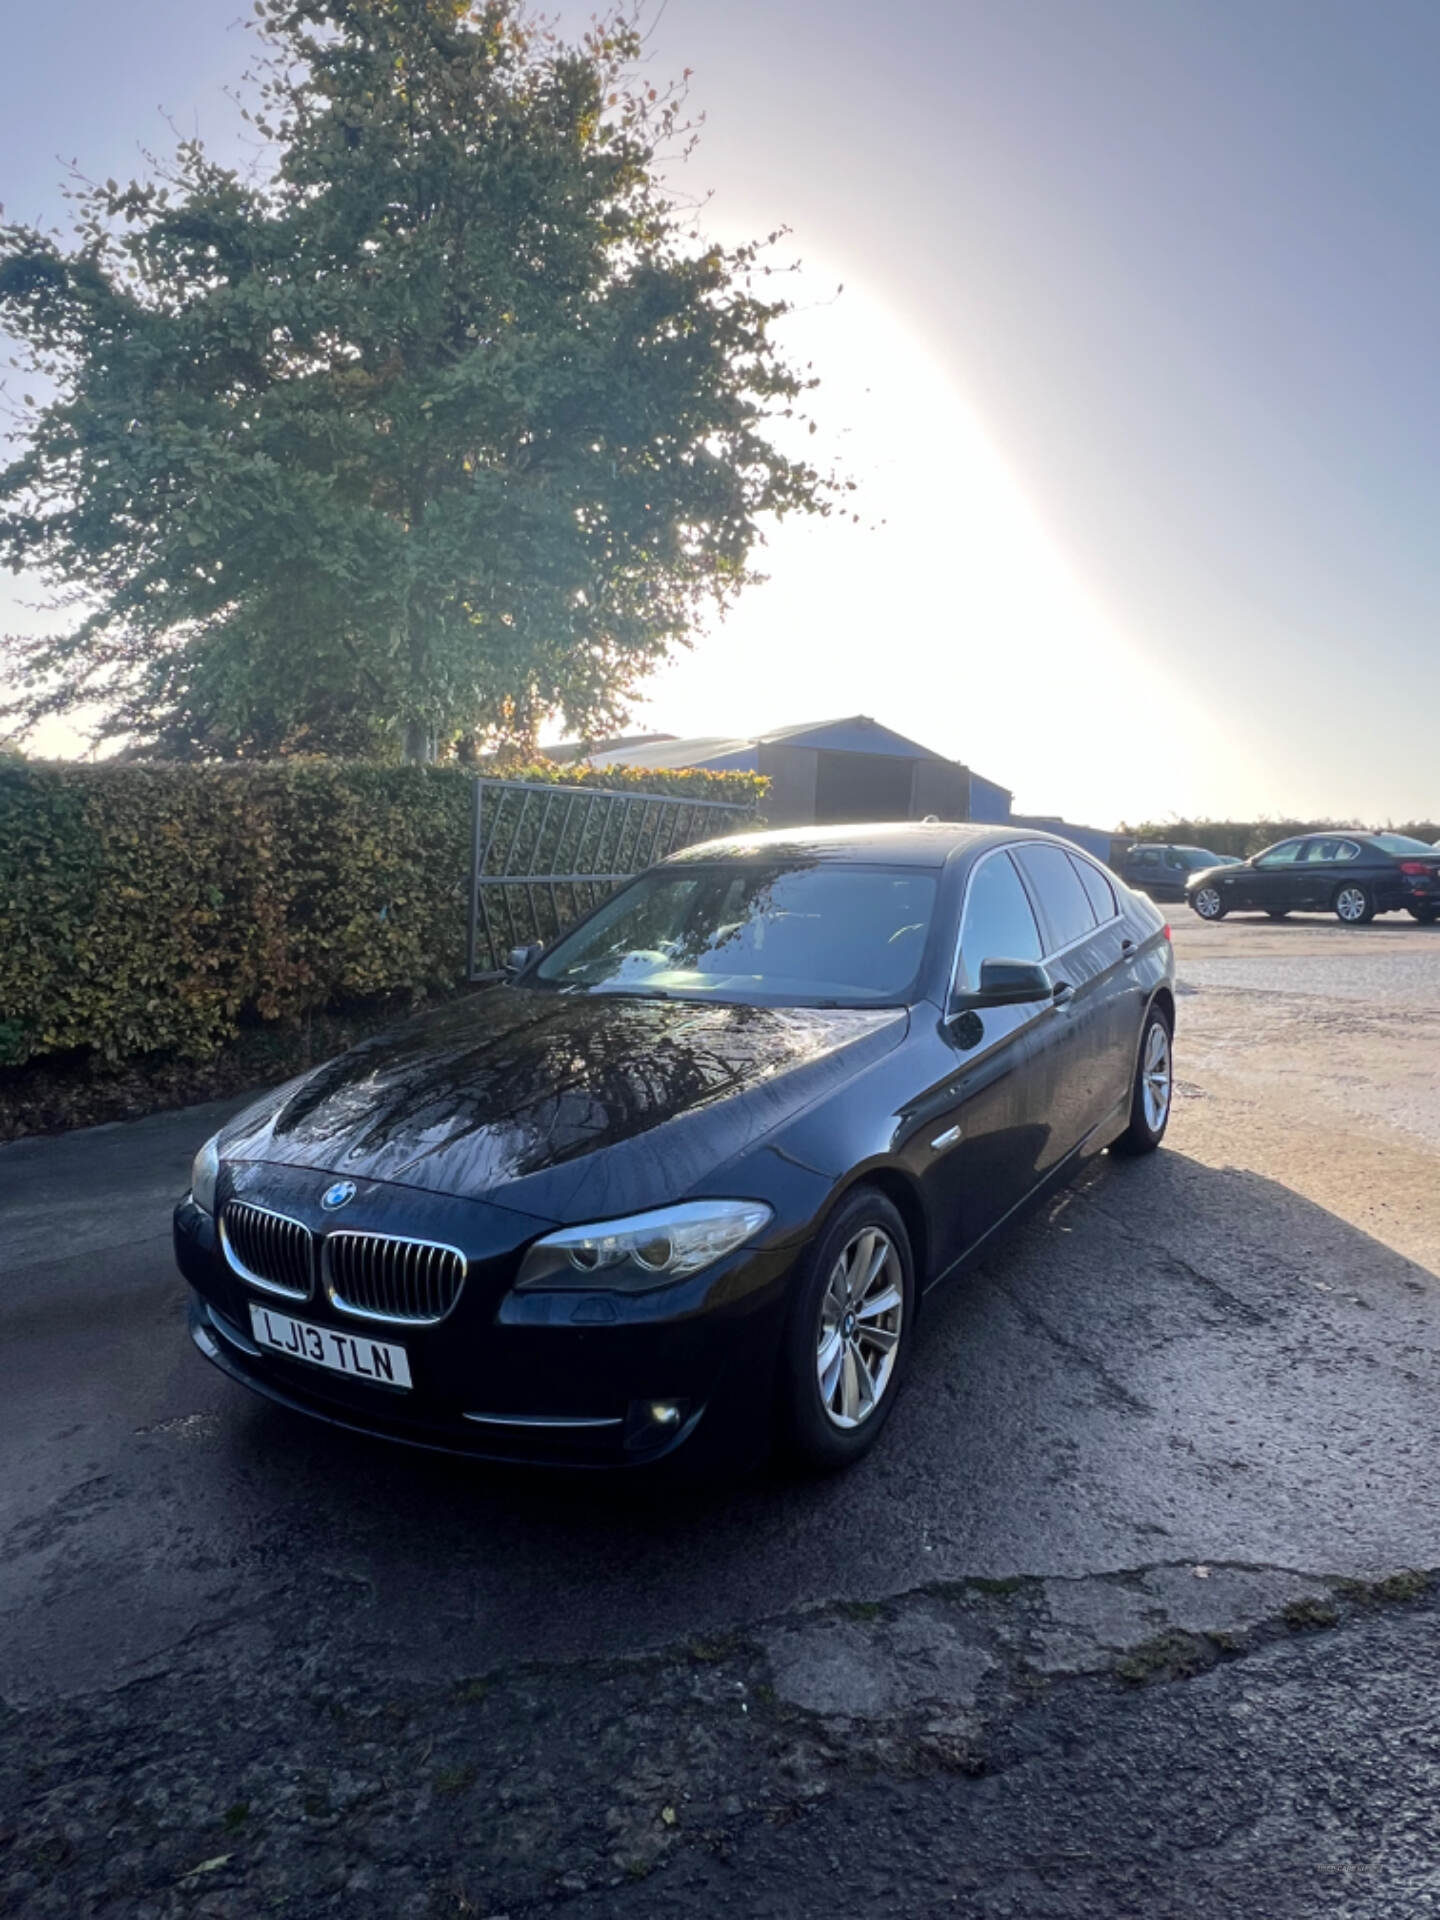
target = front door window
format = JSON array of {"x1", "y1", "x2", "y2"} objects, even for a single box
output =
[{"x1": 1254, "y1": 840, "x2": 1304, "y2": 869}]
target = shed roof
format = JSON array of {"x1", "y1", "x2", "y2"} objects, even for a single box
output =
[
  {"x1": 754, "y1": 716, "x2": 951, "y2": 760},
  {"x1": 583, "y1": 714, "x2": 958, "y2": 770},
  {"x1": 585, "y1": 735, "x2": 758, "y2": 771}
]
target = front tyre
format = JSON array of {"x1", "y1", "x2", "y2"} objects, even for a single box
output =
[
  {"x1": 1334, "y1": 883, "x2": 1375, "y2": 925},
  {"x1": 1191, "y1": 885, "x2": 1226, "y2": 921},
  {"x1": 1112, "y1": 1004, "x2": 1173, "y2": 1157},
  {"x1": 780, "y1": 1188, "x2": 915, "y2": 1472}
]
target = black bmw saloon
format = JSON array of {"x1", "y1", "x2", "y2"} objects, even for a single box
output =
[
  {"x1": 175, "y1": 823, "x2": 1176, "y2": 1474},
  {"x1": 1186, "y1": 831, "x2": 1440, "y2": 925}
]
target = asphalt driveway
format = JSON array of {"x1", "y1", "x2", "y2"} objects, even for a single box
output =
[{"x1": 3, "y1": 914, "x2": 1440, "y2": 1916}]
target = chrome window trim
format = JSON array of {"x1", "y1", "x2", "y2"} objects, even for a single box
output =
[
  {"x1": 947, "y1": 841, "x2": 1124, "y2": 1005},
  {"x1": 321, "y1": 1229, "x2": 469, "y2": 1327},
  {"x1": 220, "y1": 1201, "x2": 315, "y2": 1302}
]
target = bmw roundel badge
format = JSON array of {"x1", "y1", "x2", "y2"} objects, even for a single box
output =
[{"x1": 321, "y1": 1180, "x2": 357, "y2": 1211}]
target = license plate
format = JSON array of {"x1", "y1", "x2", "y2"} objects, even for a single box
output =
[{"x1": 248, "y1": 1303, "x2": 412, "y2": 1390}]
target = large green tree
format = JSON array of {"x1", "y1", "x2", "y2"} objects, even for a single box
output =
[{"x1": 0, "y1": 1, "x2": 831, "y2": 759}]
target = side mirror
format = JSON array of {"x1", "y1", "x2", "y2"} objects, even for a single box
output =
[
  {"x1": 505, "y1": 943, "x2": 544, "y2": 976},
  {"x1": 952, "y1": 958, "x2": 1054, "y2": 1012},
  {"x1": 977, "y1": 958, "x2": 1054, "y2": 1004}
]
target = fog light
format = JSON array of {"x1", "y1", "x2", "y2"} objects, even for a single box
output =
[{"x1": 623, "y1": 1397, "x2": 692, "y2": 1451}]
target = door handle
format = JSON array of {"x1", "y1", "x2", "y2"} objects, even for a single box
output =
[
  {"x1": 1051, "y1": 980, "x2": 1075, "y2": 1008},
  {"x1": 1121, "y1": 937, "x2": 1135, "y2": 954}
]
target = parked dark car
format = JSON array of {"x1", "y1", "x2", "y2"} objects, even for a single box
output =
[
  {"x1": 1187, "y1": 832, "x2": 1440, "y2": 924},
  {"x1": 1120, "y1": 842, "x2": 1240, "y2": 901},
  {"x1": 176, "y1": 824, "x2": 1176, "y2": 1475}
]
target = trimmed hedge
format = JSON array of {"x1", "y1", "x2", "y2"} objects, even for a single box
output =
[
  {"x1": 0, "y1": 761, "x2": 765, "y2": 1069},
  {"x1": 1121, "y1": 817, "x2": 1440, "y2": 859}
]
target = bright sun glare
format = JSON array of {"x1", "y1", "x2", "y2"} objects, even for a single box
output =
[{"x1": 629, "y1": 266, "x2": 1235, "y2": 830}]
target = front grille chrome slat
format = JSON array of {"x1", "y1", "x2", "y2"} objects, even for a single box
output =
[
  {"x1": 323, "y1": 1231, "x2": 467, "y2": 1326},
  {"x1": 221, "y1": 1202, "x2": 315, "y2": 1302}
]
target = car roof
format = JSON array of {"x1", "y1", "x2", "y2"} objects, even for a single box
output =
[{"x1": 663, "y1": 820, "x2": 1090, "y2": 870}]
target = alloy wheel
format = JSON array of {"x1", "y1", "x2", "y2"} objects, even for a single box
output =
[
  {"x1": 1194, "y1": 886, "x2": 1222, "y2": 919},
  {"x1": 815, "y1": 1227, "x2": 904, "y2": 1429},
  {"x1": 1336, "y1": 886, "x2": 1368, "y2": 923},
  {"x1": 1141, "y1": 1019, "x2": 1172, "y2": 1132}
]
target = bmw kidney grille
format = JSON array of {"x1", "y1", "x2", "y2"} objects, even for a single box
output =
[
  {"x1": 221, "y1": 1201, "x2": 315, "y2": 1302},
  {"x1": 323, "y1": 1232, "x2": 467, "y2": 1324}
]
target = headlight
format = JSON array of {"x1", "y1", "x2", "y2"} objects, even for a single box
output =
[
  {"x1": 514, "y1": 1200, "x2": 773, "y2": 1293},
  {"x1": 190, "y1": 1134, "x2": 222, "y2": 1215}
]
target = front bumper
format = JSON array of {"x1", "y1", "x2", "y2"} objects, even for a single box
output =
[{"x1": 176, "y1": 1194, "x2": 795, "y2": 1472}]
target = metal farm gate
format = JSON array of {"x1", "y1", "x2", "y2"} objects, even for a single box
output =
[{"x1": 466, "y1": 778, "x2": 756, "y2": 980}]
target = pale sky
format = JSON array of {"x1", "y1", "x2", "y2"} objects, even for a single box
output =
[{"x1": 5, "y1": 1, "x2": 1440, "y2": 828}]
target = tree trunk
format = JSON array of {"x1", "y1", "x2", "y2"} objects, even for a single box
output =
[{"x1": 402, "y1": 719, "x2": 432, "y2": 763}]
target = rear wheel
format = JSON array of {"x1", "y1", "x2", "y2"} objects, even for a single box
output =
[
  {"x1": 1410, "y1": 905, "x2": 1438, "y2": 925},
  {"x1": 1334, "y1": 883, "x2": 1375, "y2": 925},
  {"x1": 780, "y1": 1188, "x2": 915, "y2": 1472},
  {"x1": 1192, "y1": 885, "x2": 1226, "y2": 922},
  {"x1": 1112, "y1": 1005, "x2": 1173, "y2": 1157}
]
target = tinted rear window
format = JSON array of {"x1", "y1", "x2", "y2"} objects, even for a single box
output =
[
  {"x1": 1013, "y1": 843, "x2": 1097, "y2": 951},
  {"x1": 1069, "y1": 853, "x2": 1118, "y2": 921}
]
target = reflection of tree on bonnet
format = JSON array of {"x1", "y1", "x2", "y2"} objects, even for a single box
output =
[
  {"x1": 254, "y1": 988, "x2": 855, "y2": 1187},
  {"x1": 534, "y1": 863, "x2": 939, "y2": 1005}
]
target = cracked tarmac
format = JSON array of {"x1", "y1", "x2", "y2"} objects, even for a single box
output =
[{"x1": 3, "y1": 914, "x2": 1440, "y2": 1915}]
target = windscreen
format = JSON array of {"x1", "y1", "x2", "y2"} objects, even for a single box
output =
[{"x1": 533, "y1": 863, "x2": 937, "y2": 1005}]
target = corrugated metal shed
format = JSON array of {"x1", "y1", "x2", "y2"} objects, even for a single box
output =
[{"x1": 543, "y1": 714, "x2": 1106, "y2": 849}]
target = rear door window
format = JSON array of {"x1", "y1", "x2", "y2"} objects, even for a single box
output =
[
  {"x1": 1013, "y1": 843, "x2": 1098, "y2": 953},
  {"x1": 956, "y1": 852, "x2": 1043, "y2": 992},
  {"x1": 1069, "y1": 853, "x2": 1118, "y2": 923},
  {"x1": 1303, "y1": 838, "x2": 1360, "y2": 863}
]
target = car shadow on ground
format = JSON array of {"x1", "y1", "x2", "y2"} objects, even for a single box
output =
[{"x1": 195, "y1": 1143, "x2": 1440, "y2": 1675}]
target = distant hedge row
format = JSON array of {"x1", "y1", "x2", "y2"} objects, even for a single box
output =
[
  {"x1": 0, "y1": 761, "x2": 765, "y2": 1069},
  {"x1": 1120, "y1": 817, "x2": 1440, "y2": 859}
]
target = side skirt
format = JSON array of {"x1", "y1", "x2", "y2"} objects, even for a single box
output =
[{"x1": 921, "y1": 1096, "x2": 1130, "y2": 1297}]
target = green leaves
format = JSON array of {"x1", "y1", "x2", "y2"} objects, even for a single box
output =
[{"x1": 0, "y1": 1, "x2": 830, "y2": 762}]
